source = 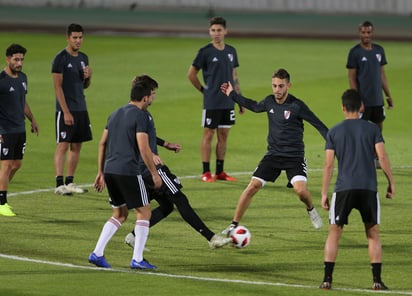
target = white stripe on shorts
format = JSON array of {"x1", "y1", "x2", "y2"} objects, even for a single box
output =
[
  {"x1": 158, "y1": 168, "x2": 179, "y2": 194},
  {"x1": 329, "y1": 192, "x2": 337, "y2": 224},
  {"x1": 56, "y1": 111, "x2": 62, "y2": 144},
  {"x1": 137, "y1": 175, "x2": 149, "y2": 206}
]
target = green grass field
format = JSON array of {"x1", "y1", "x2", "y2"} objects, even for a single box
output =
[{"x1": 0, "y1": 32, "x2": 411, "y2": 296}]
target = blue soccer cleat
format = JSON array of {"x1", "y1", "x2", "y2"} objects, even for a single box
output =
[
  {"x1": 88, "y1": 252, "x2": 111, "y2": 268},
  {"x1": 130, "y1": 259, "x2": 157, "y2": 270}
]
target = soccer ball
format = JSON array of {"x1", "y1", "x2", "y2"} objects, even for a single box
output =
[{"x1": 230, "y1": 225, "x2": 251, "y2": 248}]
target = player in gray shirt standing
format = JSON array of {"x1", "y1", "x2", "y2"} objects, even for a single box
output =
[
  {"x1": 52, "y1": 23, "x2": 93, "y2": 195},
  {"x1": 89, "y1": 81, "x2": 162, "y2": 270},
  {"x1": 346, "y1": 21, "x2": 394, "y2": 131},
  {"x1": 188, "y1": 16, "x2": 245, "y2": 183},
  {"x1": 319, "y1": 89, "x2": 395, "y2": 290},
  {"x1": 0, "y1": 44, "x2": 39, "y2": 217}
]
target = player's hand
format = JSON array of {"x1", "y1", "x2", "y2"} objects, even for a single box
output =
[
  {"x1": 386, "y1": 183, "x2": 395, "y2": 199},
  {"x1": 83, "y1": 66, "x2": 92, "y2": 80},
  {"x1": 63, "y1": 111, "x2": 74, "y2": 126},
  {"x1": 386, "y1": 97, "x2": 394, "y2": 109},
  {"x1": 321, "y1": 194, "x2": 330, "y2": 211},
  {"x1": 152, "y1": 154, "x2": 163, "y2": 166},
  {"x1": 31, "y1": 119, "x2": 39, "y2": 135},
  {"x1": 220, "y1": 81, "x2": 233, "y2": 96},
  {"x1": 221, "y1": 223, "x2": 237, "y2": 237},
  {"x1": 94, "y1": 173, "x2": 105, "y2": 193},
  {"x1": 239, "y1": 105, "x2": 246, "y2": 114},
  {"x1": 165, "y1": 142, "x2": 182, "y2": 153}
]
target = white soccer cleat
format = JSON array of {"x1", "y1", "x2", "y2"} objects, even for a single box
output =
[
  {"x1": 55, "y1": 185, "x2": 73, "y2": 196},
  {"x1": 124, "y1": 232, "x2": 151, "y2": 252},
  {"x1": 65, "y1": 183, "x2": 88, "y2": 194},
  {"x1": 208, "y1": 234, "x2": 233, "y2": 250},
  {"x1": 124, "y1": 232, "x2": 135, "y2": 248},
  {"x1": 308, "y1": 207, "x2": 322, "y2": 229},
  {"x1": 221, "y1": 223, "x2": 237, "y2": 237}
]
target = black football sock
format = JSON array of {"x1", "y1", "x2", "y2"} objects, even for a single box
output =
[
  {"x1": 371, "y1": 263, "x2": 382, "y2": 283},
  {"x1": 216, "y1": 159, "x2": 224, "y2": 174},
  {"x1": 56, "y1": 176, "x2": 64, "y2": 187},
  {"x1": 231, "y1": 221, "x2": 239, "y2": 227},
  {"x1": 65, "y1": 176, "x2": 74, "y2": 185},
  {"x1": 0, "y1": 191, "x2": 7, "y2": 205},
  {"x1": 202, "y1": 162, "x2": 210, "y2": 174},
  {"x1": 323, "y1": 262, "x2": 335, "y2": 283}
]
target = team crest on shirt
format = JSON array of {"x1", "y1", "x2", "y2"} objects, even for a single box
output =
[
  {"x1": 227, "y1": 53, "x2": 233, "y2": 62},
  {"x1": 22, "y1": 82, "x2": 27, "y2": 91},
  {"x1": 284, "y1": 110, "x2": 291, "y2": 119},
  {"x1": 375, "y1": 54, "x2": 382, "y2": 62},
  {"x1": 2, "y1": 148, "x2": 9, "y2": 156},
  {"x1": 60, "y1": 132, "x2": 67, "y2": 139}
]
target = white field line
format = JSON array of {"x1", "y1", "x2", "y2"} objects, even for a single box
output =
[
  {"x1": 8, "y1": 165, "x2": 412, "y2": 197},
  {"x1": 3, "y1": 166, "x2": 412, "y2": 294},
  {"x1": 0, "y1": 253, "x2": 411, "y2": 295}
]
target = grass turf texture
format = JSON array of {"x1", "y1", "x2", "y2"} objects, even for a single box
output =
[{"x1": 0, "y1": 32, "x2": 411, "y2": 295}]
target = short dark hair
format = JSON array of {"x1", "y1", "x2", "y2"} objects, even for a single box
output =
[
  {"x1": 67, "y1": 23, "x2": 84, "y2": 36},
  {"x1": 359, "y1": 20, "x2": 373, "y2": 30},
  {"x1": 6, "y1": 44, "x2": 26, "y2": 57},
  {"x1": 272, "y1": 68, "x2": 290, "y2": 83},
  {"x1": 130, "y1": 81, "x2": 152, "y2": 102},
  {"x1": 209, "y1": 16, "x2": 226, "y2": 28},
  {"x1": 132, "y1": 74, "x2": 158, "y2": 90},
  {"x1": 341, "y1": 89, "x2": 362, "y2": 112}
]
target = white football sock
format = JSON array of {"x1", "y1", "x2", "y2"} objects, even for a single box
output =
[
  {"x1": 132, "y1": 220, "x2": 150, "y2": 262},
  {"x1": 93, "y1": 217, "x2": 122, "y2": 256}
]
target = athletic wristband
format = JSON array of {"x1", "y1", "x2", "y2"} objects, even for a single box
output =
[{"x1": 156, "y1": 137, "x2": 165, "y2": 147}]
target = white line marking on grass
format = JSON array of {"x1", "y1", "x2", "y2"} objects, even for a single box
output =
[
  {"x1": 8, "y1": 165, "x2": 412, "y2": 198},
  {"x1": 0, "y1": 253, "x2": 411, "y2": 295},
  {"x1": 4, "y1": 165, "x2": 412, "y2": 294}
]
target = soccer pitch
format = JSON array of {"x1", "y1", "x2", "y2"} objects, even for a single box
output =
[{"x1": 0, "y1": 32, "x2": 411, "y2": 295}]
